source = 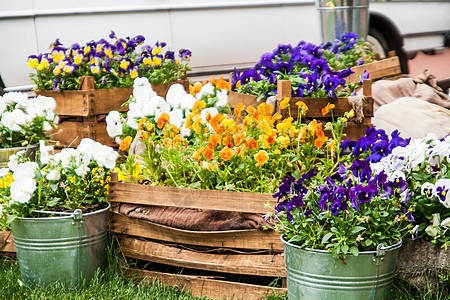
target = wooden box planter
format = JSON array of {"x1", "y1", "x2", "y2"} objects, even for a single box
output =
[
  {"x1": 108, "y1": 173, "x2": 287, "y2": 299},
  {"x1": 36, "y1": 76, "x2": 189, "y2": 148},
  {"x1": 346, "y1": 51, "x2": 402, "y2": 84},
  {"x1": 229, "y1": 79, "x2": 373, "y2": 141},
  {"x1": 0, "y1": 231, "x2": 15, "y2": 254}
]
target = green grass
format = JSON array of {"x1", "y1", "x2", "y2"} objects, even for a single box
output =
[{"x1": 0, "y1": 239, "x2": 448, "y2": 300}]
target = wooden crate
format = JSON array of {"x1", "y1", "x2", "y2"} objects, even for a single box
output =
[
  {"x1": 229, "y1": 78, "x2": 373, "y2": 141},
  {"x1": 346, "y1": 51, "x2": 402, "y2": 83},
  {"x1": 35, "y1": 76, "x2": 190, "y2": 117},
  {"x1": 108, "y1": 173, "x2": 287, "y2": 299},
  {"x1": 37, "y1": 76, "x2": 189, "y2": 148},
  {"x1": 0, "y1": 231, "x2": 15, "y2": 253},
  {"x1": 50, "y1": 115, "x2": 116, "y2": 148}
]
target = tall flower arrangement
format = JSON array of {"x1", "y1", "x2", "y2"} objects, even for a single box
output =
[
  {"x1": 0, "y1": 92, "x2": 56, "y2": 148},
  {"x1": 232, "y1": 32, "x2": 373, "y2": 101},
  {"x1": 27, "y1": 31, "x2": 191, "y2": 91}
]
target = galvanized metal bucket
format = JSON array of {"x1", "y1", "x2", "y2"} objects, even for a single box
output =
[
  {"x1": 0, "y1": 144, "x2": 38, "y2": 168},
  {"x1": 11, "y1": 204, "x2": 110, "y2": 288},
  {"x1": 316, "y1": 0, "x2": 369, "y2": 42},
  {"x1": 282, "y1": 236, "x2": 402, "y2": 299}
]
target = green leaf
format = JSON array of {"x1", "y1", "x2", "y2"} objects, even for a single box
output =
[
  {"x1": 6, "y1": 215, "x2": 18, "y2": 224},
  {"x1": 341, "y1": 244, "x2": 349, "y2": 254},
  {"x1": 322, "y1": 232, "x2": 333, "y2": 244},
  {"x1": 349, "y1": 246, "x2": 359, "y2": 256},
  {"x1": 350, "y1": 226, "x2": 366, "y2": 235}
]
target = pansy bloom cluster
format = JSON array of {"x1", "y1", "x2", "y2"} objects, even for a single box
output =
[
  {"x1": 106, "y1": 76, "x2": 230, "y2": 152},
  {"x1": 232, "y1": 32, "x2": 373, "y2": 101},
  {"x1": 273, "y1": 127, "x2": 414, "y2": 258},
  {"x1": 371, "y1": 133, "x2": 450, "y2": 249},
  {"x1": 119, "y1": 97, "x2": 353, "y2": 194},
  {"x1": 27, "y1": 31, "x2": 191, "y2": 91}
]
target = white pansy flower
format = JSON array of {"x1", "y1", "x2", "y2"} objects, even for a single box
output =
[
  {"x1": 141, "y1": 98, "x2": 158, "y2": 117},
  {"x1": 45, "y1": 169, "x2": 61, "y2": 181},
  {"x1": 10, "y1": 177, "x2": 36, "y2": 203},
  {"x1": 425, "y1": 225, "x2": 438, "y2": 238},
  {"x1": 106, "y1": 111, "x2": 123, "y2": 138},
  {"x1": 370, "y1": 162, "x2": 384, "y2": 175},
  {"x1": 1, "y1": 110, "x2": 28, "y2": 131},
  {"x1": 94, "y1": 145, "x2": 118, "y2": 170},
  {"x1": 180, "y1": 126, "x2": 191, "y2": 137},
  {"x1": 0, "y1": 97, "x2": 6, "y2": 114},
  {"x1": 181, "y1": 93, "x2": 197, "y2": 111},
  {"x1": 387, "y1": 170, "x2": 406, "y2": 184},
  {"x1": 133, "y1": 77, "x2": 156, "y2": 102},
  {"x1": 126, "y1": 109, "x2": 143, "y2": 130},
  {"x1": 168, "y1": 108, "x2": 184, "y2": 128},
  {"x1": 215, "y1": 89, "x2": 228, "y2": 107},
  {"x1": 12, "y1": 161, "x2": 38, "y2": 181},
  {"x1": 39, "y1": 140, "x2": 54, "y2": 164},
  {"x1": 75, "y1": 164, "x2": 90, "y2": 178},
  {"x1": 441, "y1": 217, "x2": 450, "y2": 228},
  {"x1": 200, "y1": 107, "x2": 218, "y2": 123},
  {"x1": 0, "y1": 203, "x2": 3, "y2": 217},
  {"x1": 3, "y1": 92, "x2": 28, "y2": 106},
  {"x1": 53, "y1": 148, "x2": 80, "y2": 167},
  {"x1": 166, "y1": 84, "x2": 186, "y2": 109},
  {"x1": 0, "y1": 167, "x2": 9, "y2": 177},
  {"x1": 7, "y1": 154, "x2": 19, "y2": 172},
  {"x1": 421, "y1": 182, "x2": 435, "y2": 198},
  {"x1": 195, "y1": 82, "x2": 215, "y2": 100}
]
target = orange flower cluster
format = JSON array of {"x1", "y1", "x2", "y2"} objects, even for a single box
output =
[{"x1": 189, "y1": 75, "x2": 230, "y2": 97}]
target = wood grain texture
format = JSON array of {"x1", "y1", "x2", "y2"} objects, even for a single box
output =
[
  {"x1": 110, "y1": 213, "x2": 284, "y2": 251},
  {"x1": 108, "y1": 182, "x2": 277, "y2": 214},
  {"x1": 125, "y1": 267, "x2": 287, "y2": 300},
  {"x1": 0, "y1": 231, "x2": 15, "y2": 253},
  {"x1": 118, "y1": 235, "x2": 285, "y2": 277},
  {"x1": 346, "y1": 56, "x2": 402, "y2": 83}
]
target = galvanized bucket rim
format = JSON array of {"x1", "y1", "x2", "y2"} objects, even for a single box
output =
[
  {"x1": 17, "y1": 202, "x2": 110, "y2": 221},
  {"x1": 281, "y1": 235, "x2": 403, "y2": 255},
  {"x1": 0, "y1": 144, "x2": 39, "y2": 151}
]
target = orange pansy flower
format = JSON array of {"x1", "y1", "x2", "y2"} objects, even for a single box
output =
[
  {"x1": 219, "y1": 147, "x2": 234, "y2": 162},
  {"x1": 138, "y1": 117, "x2": 147, "y2": 131},
  {"x1": 209, "y1": 134, "x2": 222, "y2": 148},
  {"x1": 254, "y1": 150, "x2": 269, "y2": 167},
  {"x1": 234, "y1": 131, "x2": 246, "y2": 146},
  {"x1": 157, "y1": 113, "x2": 170, "y2": 129},
  {"x1": 192, "y1": 100, "x2": 206, "y2": 114},
  {"x1": 215, "y1": 76, "x2": 229, "y2": 90},
  {"x1": 162, "y1": 137, "x2": 172, "y2": 149},
  {"x1": 189, "y1": 81, "x2": 202, "y2": 96},
  {"x1": 245, "y1": 137, "x2": 258, "y2": 150},
  {"x1": 280, "y1": 97, "x2": 290, "y2": 109},
  {"x1": 321, "y1": 102, "x2": 335, "y2": 116},
  {"x1": 202, "y1": 145, "x2": 214, "y2": 161},
  {"x1": 222, "y1": 133, "x2": 233, "y2": 148},
  {"x1": 119, "y1": 136, "x2": 133, "y2": 151}
]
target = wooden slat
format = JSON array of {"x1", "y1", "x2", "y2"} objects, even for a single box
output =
[
  {"x1": 110, "y1": 213, "x2": 283, "y2": 251},
  {"x1": 36, "y1": 77, "x2": 190, "y2": 117},
  {"x1": 0, "y1": 231, "x2": 15, "y2": 253},
  {"x1": 118, "y1": 235, "x2": 285, "y2": 277},
  {"x1": 50, "y1": 120, "x2": 117, "y2": 148},
  {"x1": 125, "y1": 267, "x2": 287, "y2": 300},
  {"x1": 228, "y1": 91, "x2": 265, "y2": 109},
  {"x1": 108, "y1": 182, "x2": 277, "y2": 214},
  {"x1": 346, "y1": 56, "x2": 402, "y2": 83}
]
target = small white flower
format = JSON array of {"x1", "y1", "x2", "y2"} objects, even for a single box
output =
[
  {"x1": 2, "y1": 92, "x2": 28, "y2": 106},
  {"x1": 195, "y1": 82, "x2": 215, "y2": 100},
  {"x1": 421, "y1": 182, "x2": 435, "y2": 198},
  {"x1": 106, "y1": 111, "x2": 123, "y2": 138},
  {"x1": 1, "y1": 110, "x2": 28, "y2": 131},
  {"x1": 200, "y1": 107, "x2": 218, "y2": 123},
  {"x1": 168, "y1": 108, "x2": 184, "y2": 128},
  {"x1": 45, "y1": 168, "x2": 61, "y2": 181},
  {"x1": 0, "y1": 97, "x2": 6, "y2": 114},
  {"x1": 180, "y1": 126, "x2": 191, "y2": 137},
  {"x1": 12, "y1": 161, "x2": 38, "y2": 181},
  {"x1": 39, "y1": 140, "x2": 54, "y2": 164},
  {"x1": 75, "y1": 164, "x2": 90, "y2": 178},
  {"x1": 133, "y1": 77, "x2": 156, "y2": 102},
  {"x1": 180, "y1": 93, "x2": 197, "y2": 111},
  {"x1": 215, "y1": 89, "x2": 228, "y2": 107},
  {"x1": 425, "y1": 225, "x2": 438, "y2": 238},
  {"x1": 0, "y1": 167, "x2": 9, "y2": 178},
  {"x1": 166, "y1": 84, "x2": 187, "y2": 109},
  {"x1": 387, "y1": 170, "x2": 406, "y2": 184},
  {"x1": 441, "y1": 217, "x2": 450, "y2": 228},
  {"x1": 10, "y1": 177, "x2": 36, "y2": 203},
  {"x1": 7, "y1": 154, "x2": 19, "y2": 172},
  {"x1": 370, "y1": 162, "x2": 384, "y2": 175}
]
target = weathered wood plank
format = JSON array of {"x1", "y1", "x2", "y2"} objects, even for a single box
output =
[
  {"x1": 110, "y1": 213, "x2": 283, "y2": 251},
  {"x1": 118, "y1": 235, "x2": 285, "y2": 277},
  {"x1": 346, "y1": 56, "x2": 402, "y2": 83},
  {"x1": 50, "y1": 120, "x2": 116, "y2": 148},
  {"x1": 108, "y1": 182, "x2": 277, "y2": 214},
  {"x1": 0, "y1": 231, "x2": 15, "y2": 253},
  {"x1": 125, "y1": 267, "x2": 287, "y2": 300}
]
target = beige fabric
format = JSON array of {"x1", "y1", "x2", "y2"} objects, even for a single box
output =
[
  {"x1": 373, "y1": 97, "x2": 450, "y2": 139},
  {"x1": 358, "y1": 70, "x2": 450, "y2": 112}
]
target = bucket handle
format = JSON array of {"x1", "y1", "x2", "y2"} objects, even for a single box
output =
[
  {"x1": 373, "y1": 242, "x2": 401, "y2": 265},
  {"x1": 32, "y1": 209, "x2": 84, "y2": 225}
]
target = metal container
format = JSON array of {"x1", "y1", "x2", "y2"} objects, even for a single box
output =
[
  {"x1": 11, "y1": 204, "x2": 110, "y2": 288},
  {"x1": 282, "y1": 236, "x2": 402, "y2": 299},
  {"x1": 316, "y1": 0, "x2": 369, "y2": 42},
  {"x1": 0, "y1": 144, "x2": 38, "y2": 167}
]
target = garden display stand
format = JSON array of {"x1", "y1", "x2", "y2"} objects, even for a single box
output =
[
  {"x1": 108, "y1": 172, "x2": 287, "y2": 299},
  {"x1": 35, "y1": 75, "x2": 189, "y2": 148}
]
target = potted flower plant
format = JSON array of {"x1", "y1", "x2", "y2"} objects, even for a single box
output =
[
  {"x1": 0, "y1": 138, "x2": 118, "y2": 287},
  {"x1": 272, "y1": 122, "x2": 414, "y2": 299},
  {"x1": 0, "y1": 91, "x2": 56, "y2": 167},
  {"x1": 368, "y1": 133, "x2": 450, "y2": 287}
]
